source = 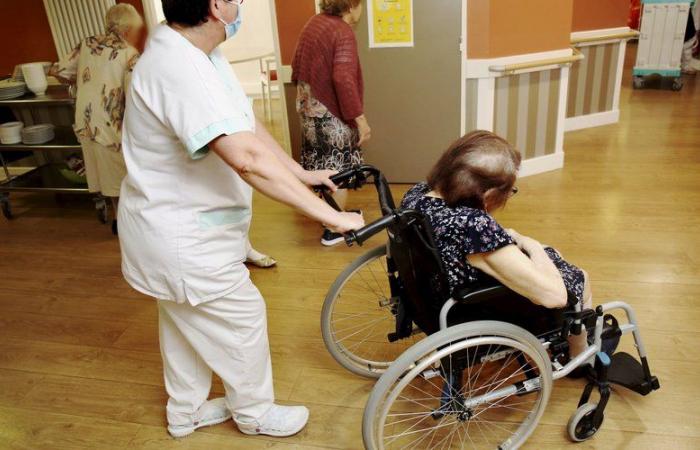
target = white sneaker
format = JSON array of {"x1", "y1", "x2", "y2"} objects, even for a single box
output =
[
  {"x1": 235, "y1": 404, "x2": 309, "y2": 437},
  {"x1": 167, "y1": 398, "x2": 232, "y2": 438}
]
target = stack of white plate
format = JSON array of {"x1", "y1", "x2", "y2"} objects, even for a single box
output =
[
  {"x1": 0, "y1": 121, "x2": 24, "y2": 145},
  {"x1": 0, "y1": 79, "x2": 28, "y2": 100},
  {"x1": 21, "y1": 124, "x2": 55, "y2": 145}
]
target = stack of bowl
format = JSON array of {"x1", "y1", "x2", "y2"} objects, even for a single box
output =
[
  {"x1": 0, "y1": 79, "x2": 28, "y2": 100},
  {"x1": 0, "y1": 122, "x2": 24, "y2": 145}
]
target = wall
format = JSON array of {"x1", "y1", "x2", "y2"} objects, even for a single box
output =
[
  {"x1": 468, "y1": 0, "x2": 573, "y2": 58},
  {"x1": 274, "y1": 0, "x2": 317, "y2": 65},
  {"x1": 0, "y1": 0, "x2": 145, "y2": 76},
  {"x1": 220, "y1": 0, "x2": 276, "y2": 96},
  {"x1": 572, "y1": 0, "x2": 630, "y2": 32},
  {"x1": 0, "y1": 0, "x2": 58, "y2": 75}
]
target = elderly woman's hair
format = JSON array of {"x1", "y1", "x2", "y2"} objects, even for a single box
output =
[
  {"x1": 162, "y1": 0, "x2": 210, "y2": 27},
  {"x1": 105, "y1": 4, "x2": 143, "y2": 35},
  {"x1": 427, "y1": 130, "x2": 521, "y2": 210},
  {"x1": 319, "y1": 0, "x2": 361, "y2": 16}
]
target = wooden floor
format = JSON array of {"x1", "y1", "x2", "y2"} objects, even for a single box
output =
[{"x1": 1, "y1": 49, "x2": 700, "y2": 449}]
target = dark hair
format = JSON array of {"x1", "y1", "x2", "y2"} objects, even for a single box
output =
[
  {"x1": 319, "y1": 0, "x2": 361, "y2": 16},
  {"x1": 427, "y1": 130, "x2": 521, "y2": 210},
  {"x1": 162, "y1": 0, "x2": 210, "y2": 26}
]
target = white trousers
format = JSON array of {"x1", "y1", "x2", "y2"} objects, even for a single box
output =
[{"x1": 157, "y1": 277, "x2": 274, "y2": 427}]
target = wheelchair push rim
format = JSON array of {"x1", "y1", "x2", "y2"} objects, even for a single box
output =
[
  {"x1": 363, "y1": 321, "x2": 552, "y2": 449},
  {"x1": 321, "y1": 245, "x2": 424, "y2": 378}
]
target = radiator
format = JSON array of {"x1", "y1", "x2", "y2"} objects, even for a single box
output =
[{"x1": 43, "y1": 0, "x2": 117, "y2": 60}]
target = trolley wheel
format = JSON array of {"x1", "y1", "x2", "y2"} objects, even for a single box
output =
[
  {"x1": 671, "y1": 78, "x2": 683, "y2": 91},
  {"x1": 567, "y1": 402, "x2": 602, "y2": 442},
  {"x1": 1, "y1": 195, "x2": 12, "y2": 220},
  {"x1": 633, "y1": 76, "x2": 645, "y2": 89}
]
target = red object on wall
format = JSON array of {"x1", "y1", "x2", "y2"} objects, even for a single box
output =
[{"x1": 629, "y1": 0, "x2": 642, "y2": 30}]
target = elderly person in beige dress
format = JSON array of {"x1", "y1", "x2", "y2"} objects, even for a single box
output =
[{"x1": 52, "y1": 4, "x2": 143, "y2": 235}]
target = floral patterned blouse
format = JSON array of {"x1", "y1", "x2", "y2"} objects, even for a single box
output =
[
  {"x1": 401, "y1": 183, "x2": 586, "y2": 304},
  {"x1": 401, "y1": 183, "x2": 515, "y2": 292},
  {"x1": 56, "y1": 31, "x2": 140, "y2": 152}
]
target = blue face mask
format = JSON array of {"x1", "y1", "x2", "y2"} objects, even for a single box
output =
[{"x1": 218, "y1": 3, "x2": 242, "y2": 40}]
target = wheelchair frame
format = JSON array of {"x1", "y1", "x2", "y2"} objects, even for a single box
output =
[{"x1": 319, "y1": 165, "x2": 660, "y2": 448}]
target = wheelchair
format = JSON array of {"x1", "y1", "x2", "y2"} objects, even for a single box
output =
[{"x1": 318, "y1": 165, "x2": 660, "y2": 449}]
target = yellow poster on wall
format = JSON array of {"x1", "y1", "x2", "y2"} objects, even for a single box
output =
[{"x1": 368, "y1": 0, "x2": 414, "y2": 48}]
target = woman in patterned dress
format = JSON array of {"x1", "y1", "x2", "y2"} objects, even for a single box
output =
[
  {"x1": 292, "y1": 0, "x2": 370, "y2": 246},
  {"x1": 52, "y1": 4, "x2": 144, "y2": 235},
  {"x1": 401, "y1": 130, "x2": 593, "y2": 357}
]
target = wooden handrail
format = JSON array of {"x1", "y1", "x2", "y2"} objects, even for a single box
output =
[
  {"x1": 571, "y1": 30, "x2": 640, "y2": 45},
  {"x1": 489, "y1": 48, "x2": 583, "y2": 75}
]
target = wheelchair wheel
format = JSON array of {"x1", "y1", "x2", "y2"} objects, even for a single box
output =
[
  {"x1": 321, "y1": 244, "x2": 424, "y2": 378},
  {"x1": 363, "y1": 321, "x2": 552, "y2": 449}
]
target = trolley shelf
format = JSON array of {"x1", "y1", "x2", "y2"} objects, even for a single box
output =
[
  {"x1": 0, "y1": 127, "x2": 80, "y2": 152},
  {"x1": 0, "y1": 86, "x2": 75, "y2": 107},
  {"x1": 0, "y1": 164, "x2": 88, "y2": 193}
]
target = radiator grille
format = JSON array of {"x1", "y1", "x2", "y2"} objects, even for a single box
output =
[{"x1": 43, "y1": 0, "x2": 116, "y2": 59}]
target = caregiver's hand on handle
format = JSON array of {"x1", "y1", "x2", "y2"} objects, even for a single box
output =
[
  {"x1": 211, "y1": 132, "x2": 365, "y2": 233},
  {"x1": 299, "y1": 169, "x2": 339, "y2": 192}
]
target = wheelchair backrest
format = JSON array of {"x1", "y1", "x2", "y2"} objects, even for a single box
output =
[{"x1": 387, "y1": 210, "x2": 451, "y2": 335}]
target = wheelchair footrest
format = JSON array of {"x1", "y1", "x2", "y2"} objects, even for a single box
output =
[{"x1": 607, "y1": 352, "x2": 660, "y2": 395}]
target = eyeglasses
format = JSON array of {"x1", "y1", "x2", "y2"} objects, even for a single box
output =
[
  {"x1": 509, "y1": 187, "x2": 519, "y2": 197},
  {"x1": 222, "y1": 0, "x2": 244, "y2": 5}
]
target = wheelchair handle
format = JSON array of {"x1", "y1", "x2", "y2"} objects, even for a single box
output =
[
  {"x1": 344, "y1": 213, "x2": 397, "y2": 247},
  {"x1": 329, "y1": 167, "x2": 360, "y2": 187}
]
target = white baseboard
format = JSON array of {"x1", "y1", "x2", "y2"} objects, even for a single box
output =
[
  {"x1": 519, "y1": 152, "x2": 564, "y2": 177},
  {"x1": 565, "y1": 109, "x2": 620, "y2": 132}
]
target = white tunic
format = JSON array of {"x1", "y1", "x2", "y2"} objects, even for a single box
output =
[{"x1": 119, "y1": 24, "x2": 256, "y2": 305}]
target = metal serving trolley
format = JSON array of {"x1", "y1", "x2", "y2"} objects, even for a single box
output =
[
  {"x1": 633, "y1": 0, "x2": 694, "y2": 90},
  {"x1": 0, "y1": 85, "x2": 108, "y2": 221}
]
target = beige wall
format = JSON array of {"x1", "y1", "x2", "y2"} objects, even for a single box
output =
[
  {"x1": 468, "y1": 0, "x2": 574, "y2": 58},
  {"x1": 572, "y1": 0, "x2": 630, "y2": 32}
]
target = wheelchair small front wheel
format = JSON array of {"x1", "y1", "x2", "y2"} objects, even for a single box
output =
[
  {"x1": 363, "y1": 320, "x2": 552, "y2": 449},
  {"x1": 321, "y1": 244, "x2": 424, "y2": 378},
  {"x1": 567, "y1": 402, "x2": 602, "y2": 442}
]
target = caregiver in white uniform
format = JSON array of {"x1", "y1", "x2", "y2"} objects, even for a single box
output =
[{"x1": 118, "y1": 0, "x2": 363, "y2": 440}]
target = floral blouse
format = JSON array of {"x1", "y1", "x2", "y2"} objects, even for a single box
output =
[
  {"x1": 56, "y1": 31, "x2": 140, "y2": 152},
  {"x1": 401, "y1": 183, "x2": 515, "y2": 293}
]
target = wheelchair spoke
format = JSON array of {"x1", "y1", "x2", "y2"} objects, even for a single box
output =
[
  {"x1": 325, "y1": 247, "x2": 426, "y2": 376},
  {"x1": 377, "y1": 335, "x2": 548, "y2": 449}
]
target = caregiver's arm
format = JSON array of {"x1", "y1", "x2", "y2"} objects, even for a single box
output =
[
  {"x1": 211, "y1": 132, "x2": 362, "y2": 232},
  {"x1": 254, "y1": 119, "x2": 337, "y2": 190},
  {"x1": 468, "y1": 241, "x2": 568, "y2": 309}
]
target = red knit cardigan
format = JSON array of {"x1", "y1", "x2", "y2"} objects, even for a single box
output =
[{"x1": 292, "y1": 13, "x2": 364, "y2": 125}]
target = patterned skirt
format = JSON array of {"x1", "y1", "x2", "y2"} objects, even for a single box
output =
[
  {"x1": 544, "y1": 247, "x2": 586, "y2": 306},
  {"x1": 297, "y1": 82, "x2": 363, "y2": 171}
]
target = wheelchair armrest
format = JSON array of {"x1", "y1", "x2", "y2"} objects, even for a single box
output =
[{"x1": 455, "y1": 283, "x2": 514, "y2": 305}]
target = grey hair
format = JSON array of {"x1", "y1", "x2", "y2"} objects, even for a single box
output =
[{"x1": 105, "y1": 4, "x2": 143, "y2": 35}]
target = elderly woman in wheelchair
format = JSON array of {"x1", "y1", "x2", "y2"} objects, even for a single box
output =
[{"x1": 317, "y1": 130, "x2": 660, "y2": 449}]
